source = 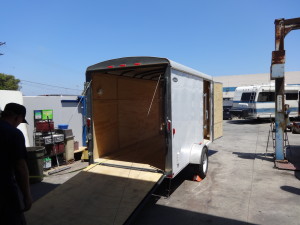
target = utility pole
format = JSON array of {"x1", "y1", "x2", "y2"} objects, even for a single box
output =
[{"x1": 270, "y1": 18, "x2": 300, "y2": 160}]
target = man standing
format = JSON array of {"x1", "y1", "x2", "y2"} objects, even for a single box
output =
[{"x1": 0, "y1": 103, "x2": 32, "y2": 225}]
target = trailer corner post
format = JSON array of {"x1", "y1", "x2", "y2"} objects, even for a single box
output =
[{"x1": 271, "y1": 17, "x2": 300, "y2": 160}]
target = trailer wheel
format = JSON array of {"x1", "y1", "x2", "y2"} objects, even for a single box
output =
[{"x1": 192, "y1": 146, "x2": 208, "y2": 179}]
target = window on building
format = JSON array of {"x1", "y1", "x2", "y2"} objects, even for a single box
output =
[{"x1": 257, "y1": 92, "x2": 275, "y2": 102}]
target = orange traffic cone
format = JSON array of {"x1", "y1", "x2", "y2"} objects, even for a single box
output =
[{"x1": 193, "y1": 175, "x2": 202, "y2": 182}]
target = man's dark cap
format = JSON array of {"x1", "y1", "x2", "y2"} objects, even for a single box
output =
[{"x1": 4, "y1": 103, "x2": 28, "y2": 124}]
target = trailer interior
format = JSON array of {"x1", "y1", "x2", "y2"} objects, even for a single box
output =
[{"x1": 90, "y1": 64, "x2": 168, "y2": 171}]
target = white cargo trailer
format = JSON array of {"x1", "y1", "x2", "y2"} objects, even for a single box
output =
[
  {"x1": 26, "y1": 57, "x2": 223, "y2": 225},
  {"x1": 85, "y1": 56, "x2": 223, "y2": 179}
]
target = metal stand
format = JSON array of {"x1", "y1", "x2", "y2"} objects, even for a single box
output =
[
  {"x1": 266, "y1": 116, "x2": 289, "y2": 159},
  {"x1": 266, "y1": 117, "x2": 275, "y2": 155}
]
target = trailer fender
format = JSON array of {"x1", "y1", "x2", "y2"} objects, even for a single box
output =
[{"x1": 189, "y1": 143, "x2": 206, "y2": 164}]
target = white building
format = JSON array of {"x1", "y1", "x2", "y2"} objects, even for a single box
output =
[{"x1": 23, "y1": 95, "x2": 85, "y2": 147}]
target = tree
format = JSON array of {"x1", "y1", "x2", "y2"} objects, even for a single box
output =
[{"x1": 0, "y1": 73, "x2": 20, "y2": 90}]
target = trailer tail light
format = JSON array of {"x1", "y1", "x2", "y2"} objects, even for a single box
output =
[
  {"x1": 107, "y1": 66, "x2": 114, "y2": 68},
  {"x1": 86, "y1": 118, "x2": 91, "y2": 128},
  {"x1": 167, "y1": 174, "x2": 174, "y2": 179},
  {"x1": 167, "y1": 120, "x2": 171, "y2": 132},
  {"x1": 119, "y1": 64, "x2": 126, "y2": 67},
  {"x1": 134, "y1": 63, "x2": 141, "y2": 66},
  {"x1": 173, "y1": 128, "x2": 176, "y2": 135}
]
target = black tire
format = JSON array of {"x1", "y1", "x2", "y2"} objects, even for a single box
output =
[
  {"x1": 292, "y1": 127, "x2": 296, "y2": 134},
  {"x1": 192, "y1": 147, "x2": 208, "y2": 179}
]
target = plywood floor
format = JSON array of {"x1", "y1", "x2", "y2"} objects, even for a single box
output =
[{"x1": 98, "y1": 135, "x2": 166, "y2": 171}]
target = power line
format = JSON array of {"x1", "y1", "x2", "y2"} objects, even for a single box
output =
[{"x1": 20, "y1": 79, "x2": 82, "y2": 91}]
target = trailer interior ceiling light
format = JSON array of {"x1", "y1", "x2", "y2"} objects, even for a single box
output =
[{"x1": 97, "y1": 88, "x2": 103, "y2": 96}]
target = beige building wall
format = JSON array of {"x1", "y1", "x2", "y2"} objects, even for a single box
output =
[{"x1": 214, "y1": 71, "x2": 300, "y2": 98}]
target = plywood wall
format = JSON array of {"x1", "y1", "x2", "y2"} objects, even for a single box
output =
[
  {"x1": 91, "y1": 73, "x2": 162, "y2": 159},
  {"x1": 213, "y1": 82, "x2": 223, "y2": 140}
]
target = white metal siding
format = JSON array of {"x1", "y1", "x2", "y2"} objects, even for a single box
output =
[
  {"x1": 23, "y1": 96, "x2": 84, "y2": 147},
  {"x1": 169, "y1": 60, "x2": 212, "y2": 80},
  {"x1": 170, "y1": 69, "x2": 203, "y2": 176},
  {"x1": 0, "y1": 90, "x2": 30, "y2": 147}
]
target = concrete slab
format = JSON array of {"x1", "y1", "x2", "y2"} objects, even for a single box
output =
[
  {"x1": 29, "y1": 120, "x2": 300, "y2": 225},
  {"x1": 30, "y1": 160, "x2": 89, "y2": 201},
  {"x1": 132, "y1": 120, "x2": 300, "y2": 225}
]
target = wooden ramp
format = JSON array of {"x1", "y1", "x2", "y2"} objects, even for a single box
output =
[{"x1": 25, "y1": 160, "x2": 164, "y2": 225}]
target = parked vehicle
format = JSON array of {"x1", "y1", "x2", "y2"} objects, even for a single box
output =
[
  {"x1": 85, "y1": 56, "x2": 223, "y2": 179},
  {"x1": 291, "y1": 122, "x2": 300, "y2": 134},
  {"x1": 230, "y1": 84, "x2": 300, "y2": 119},
  {"x1": 223, "y1": 106, "x2": 232, "y2": 120}
]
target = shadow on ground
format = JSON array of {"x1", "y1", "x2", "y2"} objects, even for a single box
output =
[
  {"x1": 154, "y1": 149, "x2": 219, "y2": 197},
  {"x1": 30, "y1": 182, "x2": 59, "y2": 202},
  {"x1": 227, "y1": 119, "x2": 270, "y2": 125},
  {"x1": 132, "y1": 201, "x2": 257, "y2": 225},
  {"x1": 281, "y1": 185, "x2": 300, "y2": 196},
  {"x1": 232, "y1": 152, "x2": 274, "y2": 162}
]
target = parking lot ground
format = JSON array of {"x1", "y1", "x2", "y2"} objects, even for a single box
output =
[
  {"x1": 30, "y1": 158, "x2": 89, "y2": 201},
  {"x1": 29, "y1": 120, "x2": 300, "y2": 225},
  {"x1": 133, "y1": 120, "x2": 300, "y2": 225}
]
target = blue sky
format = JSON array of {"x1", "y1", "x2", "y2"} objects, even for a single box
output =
[{"x1": 1, "y1": 0, "x2": 300, "y2": 95}]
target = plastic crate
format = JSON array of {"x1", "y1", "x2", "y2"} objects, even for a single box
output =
[
  {"x1": 36, "y1": 121, "x2": 54, "y2": 132},
  {"x1": 45, "y1": 143, "x2": 65, "y2": 156},
  {"x1": 43, "y1": 134, "x2": 64, "y2": 145},
  {"x1": 58, "y1": 124, "x2": 68, "y2": 129}
]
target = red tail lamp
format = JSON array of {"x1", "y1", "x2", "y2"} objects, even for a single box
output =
[{"x1": 86, "y1": 118, "x2": 91, "y2": 128}]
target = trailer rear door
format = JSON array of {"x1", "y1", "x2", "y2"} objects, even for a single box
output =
[
  {"x1": 26, "y1": 161, "x2": 164, "y2": 225},
  {"x1": 213, "y1": 82, "x2": 223, "y2": 140}
]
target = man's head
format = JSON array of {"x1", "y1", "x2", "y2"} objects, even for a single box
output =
[{"x1": 1, "y1": 103, "x2": 28, "y2": 127}]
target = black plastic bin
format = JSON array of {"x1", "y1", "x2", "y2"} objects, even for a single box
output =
[{"x1": 26, "y1": 147, "x2": 45, "y2": 183}]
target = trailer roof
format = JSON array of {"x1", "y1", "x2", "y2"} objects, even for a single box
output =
[{"x1": 86, "y1": 56, "x2": 212, "y2": 80}]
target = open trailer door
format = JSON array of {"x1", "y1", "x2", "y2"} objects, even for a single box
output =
[
  {"x1": 26, "y1": 161, "x2": 165, "y2": 225},
  {"x1": 213, "y1": 82, "x2": 223, "y2": 140}
]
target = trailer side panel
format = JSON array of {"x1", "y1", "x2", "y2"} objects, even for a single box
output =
[{"x1": 170, "y1": 69, "x2": 203, "y2": 176}]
